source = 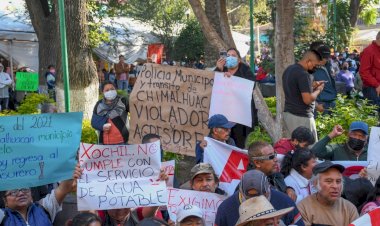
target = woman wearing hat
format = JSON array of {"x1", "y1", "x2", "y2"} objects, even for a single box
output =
[{"x1": 235, "y1": 196, "x2": 294, "y2": 226}]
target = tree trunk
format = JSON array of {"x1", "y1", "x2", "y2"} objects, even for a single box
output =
[
  {"x1": 204, "y1": 0, "x2": 223, "y2": 67},
  {"x1": 55, "y1": 0, "x2": 98, "y2": 119},
  {"x1": 25, "y1": 0, "x2": 58, "y2": 89},
  {"x1": 273, "y1": 0, "x2": 295, "y2": 141},
  {"x1": 218, "y1": 0, "x2": 236, "y2": 49},
  {"x1": 349, "y1": 0, "x2": 361, "y2": 27}
]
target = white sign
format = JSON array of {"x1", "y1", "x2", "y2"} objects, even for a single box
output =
[
  {"x1": 203, "y1": 137, "x2": 248, "y2": 196},
  {"x1": 162, "y1": 160, "x2": 175, "y2": 187},
  {"x1": 209, "y1": 72, "x2": 255, "y2": 127},
  {"x1": 332, "y1": 161, "x2": 368, "y2": 179},
  {"x1": 167, "y1": 188, "x2": 227, "y2": 226},
  {"x1": 367, "y1": 127, "x2": 380, "y2": 184},
  {"x1": 77, "y1": 142, "x2": 168, "y2": 210}
]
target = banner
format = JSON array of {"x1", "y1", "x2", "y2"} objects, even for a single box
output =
[
  {"x1": 203, "y1": 137, "x2": 248, "y2": 196},
  {"x1": 147, "y1": 44, "x2": 165, "y2": 64},
  {"x1": 77, "y1": 141, "x2": 168, "y2": 210},
  {"x1": 349, "y1": 207, "x2": 380, "y2": 226},
  {"x1": 162, "y1": 160, "x2": 175, "y2": 187},
  {"x1": 167, "y1": 188, "x2": 226, "y2": 226},
  {"x1": 15, "y1": 72, "x2": 39, "y2": 91},
  {"x1": 367, "y1": 127, "x2": 380, "y2": 184},
  {"x1": 209, "y1": 72, "x2": 255, "y2": 127},
  {"x1": 128, "y1": 63, "x2": 214, "y2": 156},
  {"x1": 332, "y1": 161, "x2": 368, "y2": 179},
  {"x1": 0, "y1": 112, "x2": 83, "y2": 191}
]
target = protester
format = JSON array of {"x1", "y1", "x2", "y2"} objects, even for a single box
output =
[
  {"x1": 0, "y1": 163, "x2": 82, "y2": 226},
  {"x1": 282, "y1": 50, "x2": 324, "y2": 141},
  {"x1": 176, "y1": 204, "x2": 204, "y2": 226},
  {"x1": 70, "y1": 212, "x2": 102, "y2": 226},
  {"x1": 195, "y1": 114, "x2": 236, "y2": 164},
  {"x1": 281, "y1": 148, "x2": 317, "y2": 203},
  {"x1": 337, "y1": 61, "x2": 356, "y2": 96},
  {"x1": 359, "y1": 31, "x2": 380, "y2": 113},
  {"x1": 235, "y1": 195, "x2": 294, "y2": 226},
  {"x1": 114, "y1": 55, "x2": 129, "y2": 93},
  {"x1": 214, "y1": 47, "x2": 257, "y2": 148},
  {"x1": 45, "y1": 64, "x2": 56, "y2": 101},
  {"x1": 313, "y1": 45, "x2": 337, "y2": 115},
  {"x1": 181, "y1": 163, "x2": 226, "y2": 195},
  {"x1": 108, "y1": 68, "x2": 116, "y2": 86},
  {"x1": 91, "y1": 81, "x2": 129, "y2": 144},
  {"x1": 215, "y1": 170, "x2": 304, "y2": 226},
  {"x1": 248, "y1": 141, "x2": 296, "y2": 201},
  {"x1": 297, "y1": 161, "x2": 359, "y2": 225},
  {"x1": 360, "y1": 176, "x2": 380, "y2": 215},
  {"x1": 274, "y1": 126, "x2": 315, "y2": 168},
  {"x1": 311, "y1": 122, "x2": 368, "y2": 161},
  {"x1": 0, "y1": 63, "x2": 13, "y2": 111}
]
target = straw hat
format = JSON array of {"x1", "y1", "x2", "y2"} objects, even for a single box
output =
[{"x1": 235, "y1": 195, "x2": 294, "y2": 226}]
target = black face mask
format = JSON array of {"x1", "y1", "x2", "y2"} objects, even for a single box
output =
[
  {"x1": 308, "y1": 68, "x2": 317, "y2": 74},
  {"x1": 348, "y1": 137, "x2": 366, "y2": 151}
]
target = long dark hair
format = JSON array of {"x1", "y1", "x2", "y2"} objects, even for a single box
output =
[{"x1": 280, "y1": 148, "x2": 315, "y2": 177}]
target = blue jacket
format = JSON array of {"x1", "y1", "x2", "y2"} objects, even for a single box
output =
[
  {"x1": 313, "y1": 65, "x2": 337, "y2": 102},
  {"x1": 1, "y1": 203, "x2": 52, "y2": 226},
  {"x1": 195, "y1": 135, "x2": 236, "y2": 164}
]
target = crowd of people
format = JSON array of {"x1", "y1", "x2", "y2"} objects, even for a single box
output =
[{"x1": 1, "y1": 30, "x2": 380, "y2": 226}]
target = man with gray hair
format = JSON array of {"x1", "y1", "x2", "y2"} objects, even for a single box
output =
[
  {"x1": 359, "y1": 31, "x2": 380, "y2": 113},
  {"x1": 297, "y1": 161, "x2": 359, "y2": 225},
  {"x1": 0, "y1": 63, "x2": 12, "y2": 111}
]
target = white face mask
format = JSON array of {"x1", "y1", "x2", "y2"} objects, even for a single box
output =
[{"x1": 104, "y1": 90, "x2": 117, "y2": 100}]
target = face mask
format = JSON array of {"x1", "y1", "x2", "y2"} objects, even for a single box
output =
[
  {"x1": 348, "y1": 137, "x2": 366, "y2": 151},
  {"x1": 104, "y1": 90, "x2": 117, "y2": 100},
  {"x1": 50, "y1": 69, "x2": 56, "y2": 74},
  {"x1": 225, "y1": 56, "x2": 239, "y2": 68}
]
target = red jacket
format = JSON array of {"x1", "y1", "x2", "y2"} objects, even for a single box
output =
[
  {"x1": 359, "y1": 41, "x2": 380, "y2": 88},
  {"x1": 273, "y1": 138, "x2": 294, "y2": 155}
]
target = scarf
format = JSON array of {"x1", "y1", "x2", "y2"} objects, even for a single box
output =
[{"x1": 96, "y1": 96, "x2": 126, "y2": 120}]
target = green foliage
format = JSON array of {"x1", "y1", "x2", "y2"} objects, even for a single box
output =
[
  {"x1": 246, "y1": 126, "x2": 273, "y2": 148},
  {"x1": 163, "y1": 152, "x2": 184, "y2": 162},
  {"x1": 16, "y1": 93, "x2": 54, "y2": 115},
  {"x1": 87, "y1": 1, "x2": 110, "y2": 48},
  {"x1": 173, "y1": 19, "x2": 204, "y2": 61},
  {"x1": 360, "y1": 7, "x2": 379, "y2": 25},
  {"x1": 81, "y1": 119, "x2": 98, "y2": 144},
  {"x1": 264, "y1": 97, "x2": 276, "y2": 116},
  {"x1": 316, "y1": 94, "x2": 378, "y2": 143}
]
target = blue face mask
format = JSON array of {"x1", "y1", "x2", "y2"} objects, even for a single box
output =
[{"x1": 225, "y1": 56, "x2": 238, "y2": 68}]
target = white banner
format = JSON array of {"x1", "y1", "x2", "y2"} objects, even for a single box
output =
[
  {"x1": 167, "y1": 188, "x2": 226, "y2": 226},
  {"x1": 77, "y1": 141, "x2": 168, "y2": 210},
  {"x1": 209, "y1": 72, "x2": 254, "y2": 127},
  {"x1": 367, "y1": 127, "x2": 380, "y2": 184},
  {"x1": 332, "y1": 161, "x2": 368, "y2": 179},
  {"x1": 162, "y1": 160, "x2": 175, "y2": 187},
  {"x1": 203, "y1": 137, "x2": 248, "y2": 196}
]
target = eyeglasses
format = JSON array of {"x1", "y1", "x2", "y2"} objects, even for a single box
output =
[
  {"x1": 5, "y1": 188, "x2": 30, "y2": 197},
  {"x1": 251, "y1": 152, "x2": 277, "y2": 161}
]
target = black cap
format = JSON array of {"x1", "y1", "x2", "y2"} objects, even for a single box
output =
[
  {"x1": 316, "y1": 45, "x2": 331, "y2": 59},
  {"x1": 313, "y1": 161, "x2": 345, "y2": 175}
]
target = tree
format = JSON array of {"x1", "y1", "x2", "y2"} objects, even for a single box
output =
[
  {"x1": 189, "y1": 0, "x2": 296, "y2": 141},
  {"x1": 349, "y1": 0, "x2": 380, "y2": 27},
  {"x1": 26, "y1": 0, "x2": 98, "y2": 119}
]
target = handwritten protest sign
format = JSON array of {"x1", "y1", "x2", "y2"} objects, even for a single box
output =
[
  {"x1": 77, "y1": 141, "x2": 168, "y2": 210},
  {"x1": 0, "y1": 112, "x2": 83, "y2": 191},
  {"x1": 162, "y1": 160, "x2": 175, "y2": 187},
  {"x1": 209, "y1": 73, "x2": 255, "y2": 127},
  {"x1": 366, "y1": 127, "x2": 380, "y2": 184},
  {"x1": 129, "y1": 63, "x2": 215, "y2": 156},
  {"x1": 167, "y1": 188, "x2": 226, "y2": 226},
  {"x1": 15, "y1": 72, "x2": 39, "y2": 91}
]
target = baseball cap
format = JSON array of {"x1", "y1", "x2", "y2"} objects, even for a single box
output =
[
  {"x1": 176, "y1": 204, "x2": 203, "y2": 223},
  {"x1": 239, "y1": 170, "x2": 271, "y2": 199},
  {"x1": 313, "y1": 161, "x2": 345, "y2": 175},
  {"x1": 349, "y1": 121, "x2": 369, "y2": 135},
  {"x1": 208, "y1": 114, "x2": 235, "y2": 129},
  {"x1": 316, "y1": 45, "x2": 331, "y2": 59},
  {"x1": 190, "y1": 163, "x2": 215, "y2": 181}
]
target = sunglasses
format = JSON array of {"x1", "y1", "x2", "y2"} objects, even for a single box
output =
[
  {"x1": 5, "y1": 188, "x2": 30, "y2": 197},
  {"x1": 251, "y1": 152, "x2": 277, "y2": 161}
]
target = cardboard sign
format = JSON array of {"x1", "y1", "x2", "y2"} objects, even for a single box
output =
[
  {"x1": 209, "y1": 73, "x2": 255, "y2": 127},
  {"x1": 367, "y1": 127, "x2": 380, "y2": 184},
  {"x1": 167, "y1": 188, "x2": 226, "y2": 226},
  {"x1": 0, "y1": 112, "x2": 83, "y2": 191},
  {"x1": 77, "y1": 141, "x2": 168, "y2": 210},
  {"x1": 128, "y1": 63, "x2": 214, "y2": 156},
  {"x1": 15, "y1": 72, "x2": 39, "y2": 91}
]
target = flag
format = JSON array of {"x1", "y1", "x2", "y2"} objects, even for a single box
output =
[
  {"x1": 203, "y1": 137, "x2": 248, "y2": 196},
  {"x1": 349, "y1": 207, "x2": 380, "y2": 226}
]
